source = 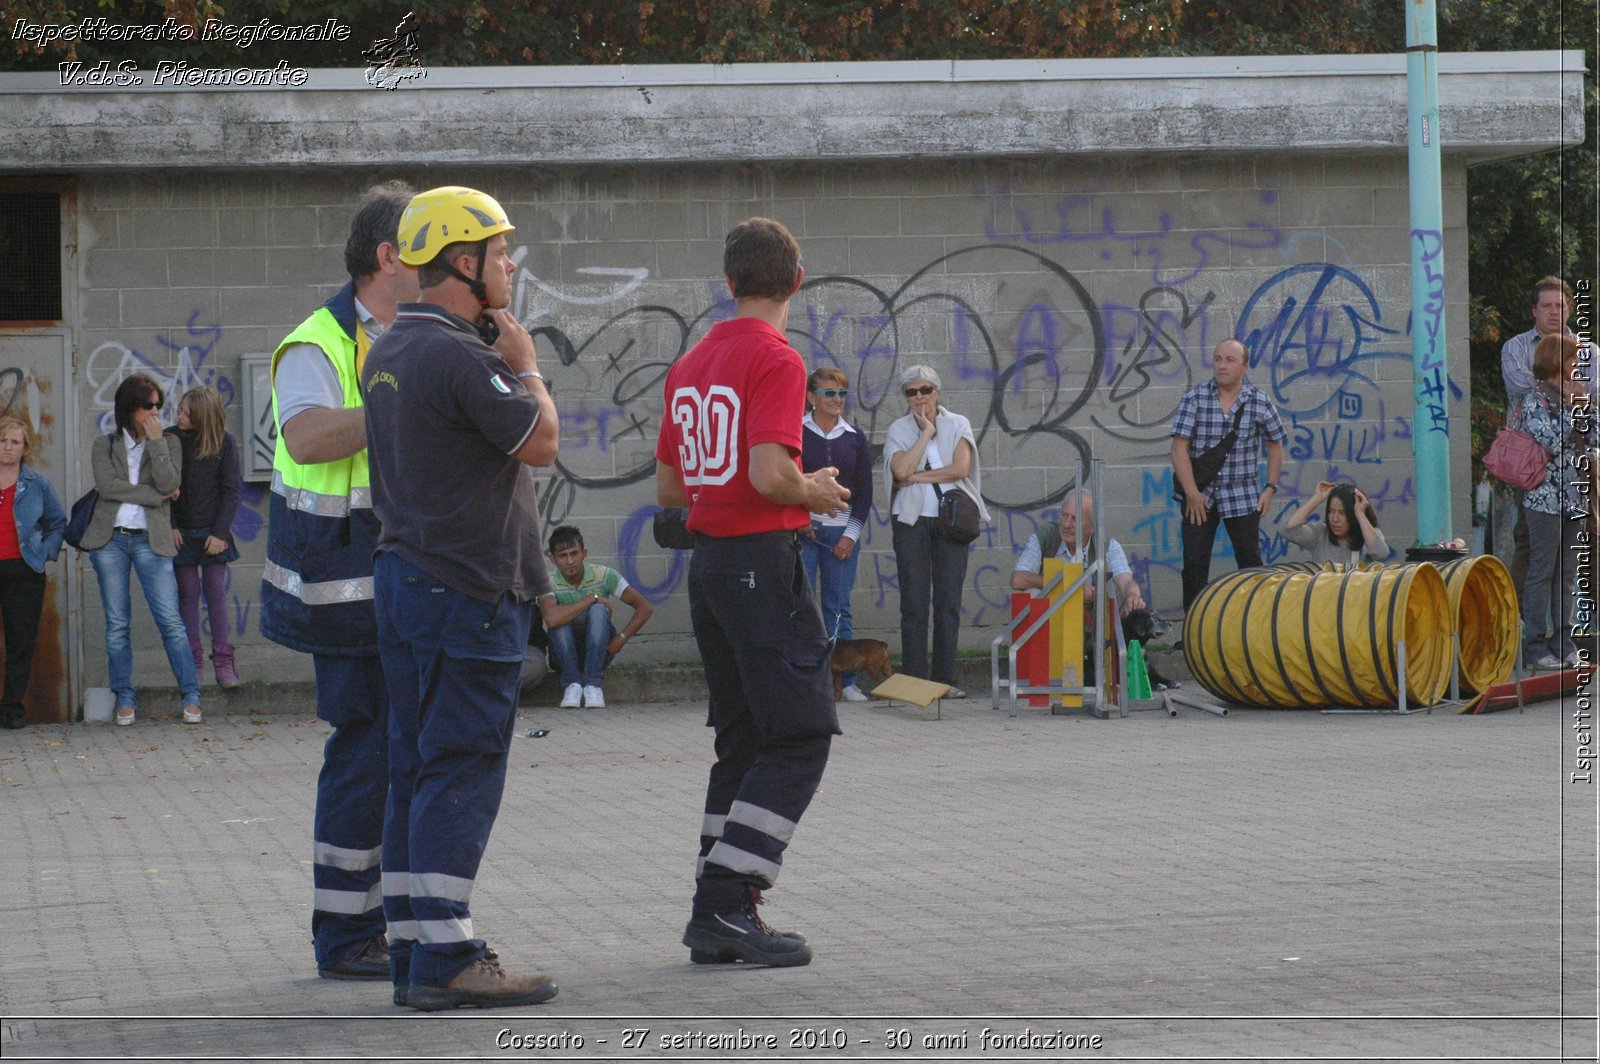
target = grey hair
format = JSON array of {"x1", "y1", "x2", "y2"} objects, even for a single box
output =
[
  {"x1": 1060, "y1": 489, "x2": 1096, "y2": 521},
  {"x1": 899, "y1": 364, "x2": 942, "y2": 390}
]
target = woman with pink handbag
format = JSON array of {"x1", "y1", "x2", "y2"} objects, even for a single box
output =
[{"x1": 1518, "y1": 334, "x2": 1595, "y2": 670}]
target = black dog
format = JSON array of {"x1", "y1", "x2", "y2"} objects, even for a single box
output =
[{"x1": 1120, "y1": 608, "x2": 1177, "y2": 691}]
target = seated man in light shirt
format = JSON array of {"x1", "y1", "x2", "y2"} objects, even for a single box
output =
[{"x1": 1011, "y1": 490, "x2": 1174, "y2": 688}]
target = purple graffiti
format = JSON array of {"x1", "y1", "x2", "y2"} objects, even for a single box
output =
[{"x1": 978, "y1": 185, "x2": 1284, "y2": 285}]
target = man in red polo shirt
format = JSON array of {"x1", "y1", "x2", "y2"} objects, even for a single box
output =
[{"x1": 656, "y1": 217, "x2": 848, "y2": 967}]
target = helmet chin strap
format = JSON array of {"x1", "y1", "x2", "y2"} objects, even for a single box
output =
[{"x1": 441, "y1": 241, "x2": 499, "y2": 345}]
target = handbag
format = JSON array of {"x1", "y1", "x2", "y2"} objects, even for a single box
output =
[
  {"x1": 1172, "y1": 401, "x2": 1247, "y2": 503},
  {"x1": 64, "y1": 434, "x2": 115, "y2": 550},
  {"x1": 63, "y1": 488, "x2": 99, "y2": 550},
  {"x1": 1482, "y1": 421, "x2": 1548, "y2": 491},
  {"x1": 933, "y1": 484, "x2": 982, "y2": 545}
]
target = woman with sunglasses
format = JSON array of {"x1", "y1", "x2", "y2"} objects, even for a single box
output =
[
  {"x1": 80, "y1": 374, "x2": 203, "y2": 726},
  {"x1": 882, "y1": 365, "x2": 989, "y2": 697},
  {"x1": 801, "y1": 367, "x2": 875, "y2": 701}
]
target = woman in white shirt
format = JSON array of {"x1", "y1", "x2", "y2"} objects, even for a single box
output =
[
  {"x1": 80, "y1": 374, "x2": 203, "y2": 726},
  {"x1": 882, "y1": 365, "x2": 989, "y2": 697}
]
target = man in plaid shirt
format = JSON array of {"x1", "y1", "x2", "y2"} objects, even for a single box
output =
[{"x1": 1170, "y1": 338, "x2": 1286, "y2": 617}]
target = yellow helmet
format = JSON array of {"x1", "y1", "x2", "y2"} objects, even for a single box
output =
[{"x1": 397, "y1": 186, "x2": 515, "y2": 267}]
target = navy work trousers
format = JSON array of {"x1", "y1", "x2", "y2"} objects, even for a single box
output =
[
  {"x1": 689, "y1": 531, "x2": 839, "y2": 915},
  {"x1": 375, "y1": 552, "x2": 530, "y2": 990},
  {"x1": 310, "y1": 651, "x2": 389, "y2": 969}
]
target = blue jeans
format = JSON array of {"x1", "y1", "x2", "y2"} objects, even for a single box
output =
[
  {"x1": 800, "y1": 522, "x2": 861, "y2": 685},
  {"x1": 546, "y1": 602, "x2": 613, "y2": 687},
  {"x1": 90, "y1": 530, "x2": 201, "y2": 708}
]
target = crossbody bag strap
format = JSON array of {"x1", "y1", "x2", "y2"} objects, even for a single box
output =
[{"x1": 1221, "y1": 395, "x2": 1247, "y2": 439}]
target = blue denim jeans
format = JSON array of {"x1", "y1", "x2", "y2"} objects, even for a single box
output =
[
  {"x1": 800, "y1": 522, "x2": 861, "y2": 684},
  {"x1": 90, "y1": 530, "x2": 201, "y2": 708},
  {"x1": 546, "y1": 601, "x2": 613, "y2": 687}
]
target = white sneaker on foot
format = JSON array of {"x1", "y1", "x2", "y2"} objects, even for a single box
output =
[
  {"x1": 583, "y1": 686, "x2": 606, "y2": 708},
  {"x1": 1533, "y1": 654, "x2": 1564, "y2": 671},
  {"x1": 841, "y1": 684, "x2": 869, "y2": 702},
  {"x1": 559, "y1": 683, "x2": 583, "y2": 708}
]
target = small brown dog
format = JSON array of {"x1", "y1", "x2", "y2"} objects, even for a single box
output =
[{"x1": 830, "y1": 638, "x2": 894, "y2": 699}]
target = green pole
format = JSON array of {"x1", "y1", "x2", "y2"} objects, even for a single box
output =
[{"x1": 1406, "y1": 0, "x2": 1455, "y2": 549}]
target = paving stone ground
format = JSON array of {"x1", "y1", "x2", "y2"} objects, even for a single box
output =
[{"x1": 0, "y1": 681, "x2": 1595, "y2": 1063}]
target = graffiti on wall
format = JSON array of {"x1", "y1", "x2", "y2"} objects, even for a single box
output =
[
  {"x1": 85, "y1": 187, "x2": 1457, "y2": 643},
  {"x1": 503, "y1": 192, "x2": 1450, "y2": 619},
  {"x1": 978, "y1": 184, "x2": 1286, "y2": 286}
]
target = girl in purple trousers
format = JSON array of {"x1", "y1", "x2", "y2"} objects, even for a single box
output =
[{"x1": 172, "y1": 386, "x2": 242, "y2": 688}]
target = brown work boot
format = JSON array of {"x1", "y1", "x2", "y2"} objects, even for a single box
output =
[{"x1": 406, "y1": 952, "x2": 558, "y2": 1011}]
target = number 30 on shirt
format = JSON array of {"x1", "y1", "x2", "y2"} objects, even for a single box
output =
[{"x1": 670, "y1": 385, "x2": 742, "y2": 486}]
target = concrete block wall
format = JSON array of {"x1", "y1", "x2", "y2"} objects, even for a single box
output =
[{"x1": 71, "y1": 152, "x2": 1472, "y2": 687}]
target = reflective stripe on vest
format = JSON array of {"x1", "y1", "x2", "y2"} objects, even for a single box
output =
[
  {"x1": 271, "y1": 469, "x2": 371, "y2": 518},
  {"x1": 261, "y1": 287, "x2": 380, "y2": 653},
  {"x1": 262, "y1": 560, "x2": 376, "y2": 607}
]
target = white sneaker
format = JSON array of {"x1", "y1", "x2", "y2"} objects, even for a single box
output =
[
  {"x1": 1567, "y1": 650, "x2": 1592, "y2": 669},
  {"x1": 559, "y1": 683, "x2": 583, "y2": 708},
  {"x1": 1533, "y1": 654, "x2": 1564, "y2": 671},
  {"x1": 583, "y1": 685, "x2": 606, "y2": 708},
  {"x1": 841, "y1": 684, "x2": 869, "y2": 702},
  {"x1": 943, "y1": 685, "x2": 967, "y2": 699}
]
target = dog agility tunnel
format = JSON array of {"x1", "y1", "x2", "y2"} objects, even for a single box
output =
[
  {"x1": 1257, "y1": 556, "x2": 1518, "y2": 698},
  {"x1": 1181, "y1": 563, "x2": 1454, "y2": 708},
  {"x1": 1431, "y1": 554, "x2": 1519, "y2": 696}
]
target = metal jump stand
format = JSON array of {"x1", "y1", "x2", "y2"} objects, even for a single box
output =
[{"x1": 989, "y1": 461, "x2": 1117, "y2": 719}]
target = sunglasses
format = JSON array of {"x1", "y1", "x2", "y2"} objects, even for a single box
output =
[
  {"x1": 813, "y1": 388, "x2": 848, "y2": 399},
  {"x1": 139, "y1": 401, "x2": 161, "y2": 410},
  {"x1": 903, "y1": 385, "x2": 936, "y2": 397}
]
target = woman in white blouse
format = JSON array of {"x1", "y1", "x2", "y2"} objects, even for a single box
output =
[
  {"x1": 80, "y1": 374, "x2": 202, "y2": 726},
  {"x1": 882, "y1": 365, "x2": 989, "y2": 697}
]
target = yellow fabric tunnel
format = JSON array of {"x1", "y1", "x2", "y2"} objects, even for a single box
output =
[
  {"x1": 1182, "y1": 563, "x2": 1453, "y2": 709},
  {"x1": 1266, "y1": 556, "x2": 1516, "y2": 698},
  {"x1": 1431, "y1": 554, "x2": 1518, "y2": 697}
]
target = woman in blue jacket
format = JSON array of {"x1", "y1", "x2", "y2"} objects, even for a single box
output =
[{"x1": 0, "y1": 415, "x2": 67, "y2": 729}]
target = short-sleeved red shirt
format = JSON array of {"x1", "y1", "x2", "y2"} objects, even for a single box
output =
[
  {"x1": 0, "y1": 488, "x2": 19, "y2": 560},
  {"x1": 655, "y1": 317, "x2": 809, "y2": 537}
]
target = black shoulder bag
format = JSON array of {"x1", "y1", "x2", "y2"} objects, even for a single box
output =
[
  {"x1": 1172, "y1": 401, "x2": 1247, "y2": 504},
  {"x1": 65, "y1": 434, "x2": 115, "y2": 550}
]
